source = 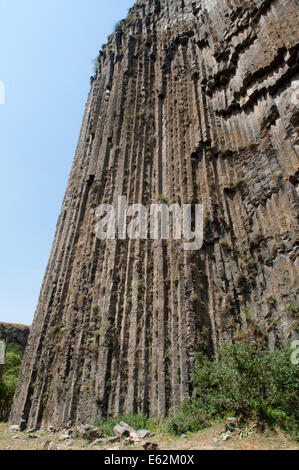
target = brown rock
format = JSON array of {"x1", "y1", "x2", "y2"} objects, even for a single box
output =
[
  {"x1": 87, "y1": 428, "x2": 103, "y2": 441},
  {"x1": 142, "y1": 441, "x2": 159, "y2": 451}
]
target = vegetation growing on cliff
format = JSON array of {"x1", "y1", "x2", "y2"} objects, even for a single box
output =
[{"x1": 0, "y1": 344, "x2": 22, "y2": 422}]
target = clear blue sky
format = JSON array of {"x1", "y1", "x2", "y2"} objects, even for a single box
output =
[{"x1": 0, "y1": 0, "x2": 134, "y2": 325}]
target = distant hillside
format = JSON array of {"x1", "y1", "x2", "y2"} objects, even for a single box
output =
[{"x1": 0, "y1": 323, "x2": 30, "y2": 354}]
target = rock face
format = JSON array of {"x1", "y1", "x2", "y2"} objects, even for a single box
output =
[
  {"x1": 0, "y1": 323, "x2": 30, "y2": 354},
  {"x1": 10, "y1": 0, "x2": 299, "y2": 430}
]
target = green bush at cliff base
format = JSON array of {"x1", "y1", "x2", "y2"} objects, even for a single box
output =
[
  {"x1": 95, "y1": 413, "x2": 153, "y2": 437},
  {"x1": 163, "y1": 342, "x2": 299, "y2": 438},
  {"x1": 0, "y1": 344, "x2": 22, "y2": 422}
]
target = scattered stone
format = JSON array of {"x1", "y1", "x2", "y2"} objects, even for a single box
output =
[
  {"x1": 113, "y1": 424, "x2": 130, "y2": 438},
  {"x1": 27, "y1": 434, "x2": 38, "y2": 440},
  {"x1": 93, "y1": 438, "x2": 107, "y2": 446},
  {"x1": 138, "y1": 429, "x2": 151, "y2": 439},
  {"x1": 180, "y1": 434, "x2": 187, "y2": 439},
  {"x1": 129, "y1": 431, "x2": 141, "y2": 442},
  {"x1": 106, "y1": 436, "x2": 120, "y2": 443},
  {"x1": 142, "y1": 441, "x2": 159, "y2": 451},
  {"x1": 119, "y1": 421, "x2": 136, "y2": 434},
  {"x1": 59, "y1": 433, "x2": 71, "y2": 441},
  {"x1": 123, "y1": 437, "x2": 135, "y2": 446},
  {"x1": 106, "y1": 446, "x2": 120, "y2": 451},
  {"x1": 87, "y1": 428, "x2": 103, "y2": 441},
  {"x1": 9, "y1": 425, "x2": 20, "y2": 433},
  {"x1": 220, "y1": 431, "x2": 232, "y2": 441}
]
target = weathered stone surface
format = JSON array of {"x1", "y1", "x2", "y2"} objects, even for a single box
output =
[
  {"x1": 129, "y1": 430, "x2": 141, "y2": 442},
  {"x1": 138, "y1": 429, "x2": 151, "y2": 439},
  {"x1": 58, "y1": 432, "x2": 71, "y2": 441},
  {"x1": 113, "y1": 424, "x2": 130, "y2": 438},
  {"x1": 9, "y1": 0, "x2": 299, "y2": 430},
  {"x1": 106, "y1": 436, "x2": 120, "y2": 443}
]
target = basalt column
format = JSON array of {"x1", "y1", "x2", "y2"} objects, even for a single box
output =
[{"x1": 10, "y1": 0, "x2": 299, "y2": 430}]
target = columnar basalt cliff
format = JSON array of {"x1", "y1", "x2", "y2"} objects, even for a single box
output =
[{"x1": 10, "y1": 0, "x2": 299, "y2": 430}]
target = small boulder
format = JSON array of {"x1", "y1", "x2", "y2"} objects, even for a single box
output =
[
  {"x1": 138, "y1": 430, "x2": 151, "y2": 439},
  {"x1": 113, "y1": 424, "x2": 130, "y2": 438},
  {"x1": 9, "y1": 425, "x2": 20, "y2": 433},
  {"x1": 129, "y1": 431, "x2": 141, "y2": 443},
  {"x1": 220, "y1": 431, "x2": 232, "y2": 441},
  {"x1": 119, "y1": 421, "x2": 136, "y2": 434},
  {"x1": 106, "y1": 446, "x2": 120, "y2": 451},
  {"x1": 123, "y1": 437, "x2": 135, "y2": 446},
  {"x1": 93, "y1": 438, "x2": 107, "y2": 446},
  {"x1": 87, "y1": 428, "x2": 103, "y2": 441},
  {"x1": 106, "y1": 436, "x2": 120, "y2": 443},
  {"x1": 142, "y1": 441, "x2": 159, "y2": 451}
]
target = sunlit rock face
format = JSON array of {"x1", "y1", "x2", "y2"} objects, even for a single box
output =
[{"x1": 10, "y1": 0, "x2": 299, "y2": 430}]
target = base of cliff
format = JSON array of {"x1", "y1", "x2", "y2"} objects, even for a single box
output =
[{"x1": 0, "y1": 422, "x2": 297, "y2": 451}]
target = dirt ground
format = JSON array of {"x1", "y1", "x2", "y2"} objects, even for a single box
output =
[{"x1": 0, "y1": 422, "x2": 298, "y2": 451}]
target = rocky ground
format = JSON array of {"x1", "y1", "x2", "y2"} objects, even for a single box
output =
[{"x1": 0, "y1": 422, "x2": 297, "y2": 451}]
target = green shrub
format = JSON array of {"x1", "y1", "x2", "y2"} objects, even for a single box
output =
[
  {"x1": 164, "y1": 342, "x2": 299, "y2": 438},
  {"x1": 0, "y1": 345, "x2": 22, "y2": 421}
]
